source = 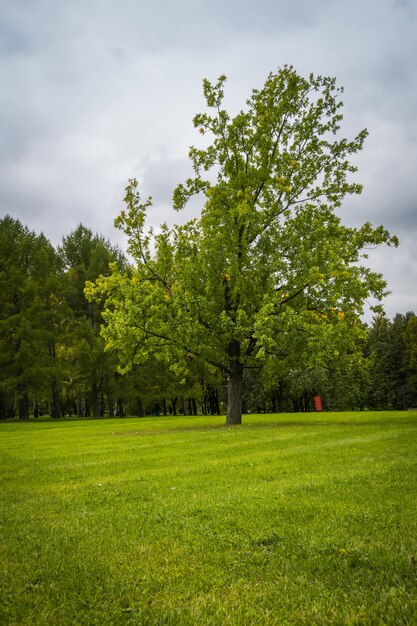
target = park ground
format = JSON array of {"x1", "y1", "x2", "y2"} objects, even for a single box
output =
[{"x1": 1, "y1": 411, "x2": 416, "y2": 625}]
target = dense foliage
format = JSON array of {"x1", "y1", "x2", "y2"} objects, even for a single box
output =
[
  {"x1": 0, "y1": 69, "x2": 410, "y2": 419},
  {"x1": 0, "y1": 215, "x2": 415, "y2": 418},
  {"x1": 87, "y1": 67, "x2": 397, "y2": 424}
]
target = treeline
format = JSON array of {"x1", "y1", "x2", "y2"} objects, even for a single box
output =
[
  {"x1": 1, "y1": 215, "x2": 416, "y2": 419},
  {"x1": 242, "y1": 310, "x2": 417, "y2": 413}
]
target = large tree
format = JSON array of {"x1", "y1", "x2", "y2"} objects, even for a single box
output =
[
  {"x1": 0, "y1": 216, "x2": 69, "y2": 418},
  {"x1": 59, "y1": 224, "x2": 125, "y2": 417},
  {"x1": 366, "y1": 312, "x2": 417, "y2": 410},
  {"x1": 88, "y1": 66, "x2": 397, "y2": 424}
]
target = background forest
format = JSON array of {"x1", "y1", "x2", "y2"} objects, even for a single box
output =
[{"x1": 1, "y1": 215, "x2": 416, "y2": 421}]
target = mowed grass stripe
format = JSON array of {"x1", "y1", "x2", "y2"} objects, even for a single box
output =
[{"x1": 1, "y1": 411, "x2": 416, "y2": 625}]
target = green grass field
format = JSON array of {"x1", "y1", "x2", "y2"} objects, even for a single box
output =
[{"x1": 1, "y1": 411, "x2": 416, "y2": 625}]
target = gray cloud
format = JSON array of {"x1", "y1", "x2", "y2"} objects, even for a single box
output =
[{"x1": 0, "y1": 0, "x2": 416, "y2": 318}]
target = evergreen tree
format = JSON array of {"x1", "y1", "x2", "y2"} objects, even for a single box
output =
[
  {"x1": 59, "y1": 225, "x2": 126, "y2": 417},
  {"x1": 0, "y1": 216, "x2": 69, "y2": 418}
]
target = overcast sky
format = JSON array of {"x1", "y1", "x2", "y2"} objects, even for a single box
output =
[{"x1": 1, "y1": 0, "x2": 416, "y2": 320}]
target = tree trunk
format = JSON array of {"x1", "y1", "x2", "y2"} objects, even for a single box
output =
[
  {"x1": 278, "y1": 381, "x2": 284, "y2": 413},
  {"x1": 92, "y1": 381, "x2": 100, "y2": 417},
  {"x1": 271, "y1": 390, "x2": 277, "y2": 413},
  {"x1": 117, "y1": 398, "x2": 125, "y2": 417},
  {"x1": 51, "y1": 383, "x2": 62, "y2": 418},
  {"x1": 0, "y1": 393, "x2": 6, "y2": 420},
  {"x1": 107, "y1": 394, "x2": 114, "y2": 417},
  {"x1": 226, "y1": 363, "x2": 243, "y2": 425},
  {"x1": 226, "y1": 340, "x2": 243, "y2": 425},
  {"x1": 215, "y1": 389, "x2": 220, "y2": 416},
  {"x1": 19, "y1": 392, "x2": 30, "y2": 420},
  {"x1": 137, "y1": 397, "x2": 144, "y2": 417},
  {"x1": 7, "y1": 401, "x2": 16, "y2": 419},
  {"x1": 207, "y1": 386, "x2": 216, "y2": 414}
]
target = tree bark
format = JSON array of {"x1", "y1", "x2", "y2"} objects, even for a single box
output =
[
  {"x1": 226, "y1": 362, "x2": 243, "y2": 425},
  {"x1": 181, "y1": 397, "x2": 188, "y2": 415},
  {"x1": 278, "y1": 380, "x2": 284, "y2": 413},
  {"x1": 0, "y1": 393, "x2": 6, "y2": 420},
  {"x1": 271, "y1": 390, "x2": 276, "y2": 413},
  {"x1": 92, "y1": 381, "x2": 100, "y2": 417},
  {"x1": 117, "y1": 398, "x2": 125, "y2": 417},
  {"x1": 19, "y1": 392, "x2": 30, "y2": 420},
  {"x1": 107, "y1": 393, "x2": 114, "y2": 417},
  {"x1": 226, "y1": 339, "x2": 243, "y2": 425},
  {"x1": 99, "y1": 393, "x2": 105, "y2": 417},
  {"x1": 137, "y1": 397, "x2": 144, "y2": 417},
  {"x1": 51, "y1": 383, "x2": 62, "y2": 418}
]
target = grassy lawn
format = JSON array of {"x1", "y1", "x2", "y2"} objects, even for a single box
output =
[{"x1": 1, "y1": 411, "x2": 416, "y2": 625}]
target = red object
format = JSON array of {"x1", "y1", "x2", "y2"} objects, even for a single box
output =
[{"x1": 314, "y1": 395, "x2": 322, "y2": 412}]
